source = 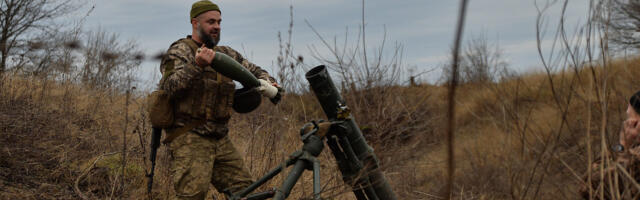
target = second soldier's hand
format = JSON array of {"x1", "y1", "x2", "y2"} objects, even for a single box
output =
[
  {"x1": 195, "y1": 44, "x2": 215, "y2": 68},
  {"x1": 621, "y1": 118, "x2": 640, "y2": 150}
]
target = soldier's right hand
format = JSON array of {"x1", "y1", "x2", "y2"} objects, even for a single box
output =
[{"x1": 195, "y1": 44, "x2": 215, "y2": 68}]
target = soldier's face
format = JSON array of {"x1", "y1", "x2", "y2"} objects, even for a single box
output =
[{"x1": 195, "y1": 11, "x2": 221, "y2": 48}]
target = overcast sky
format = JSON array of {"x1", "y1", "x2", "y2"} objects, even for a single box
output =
[{"x1": 67, "y1": 0, "x2": 591, "y2": 89}]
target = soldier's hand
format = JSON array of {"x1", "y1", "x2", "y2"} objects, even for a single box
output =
[
  {"x1": 256, "y1": 79, "x2": 278, "y2": 98},
  {"x1": 621, "y1": 118, "x2": 640, "y2": 150},
  {"x1": 195, "y1": 44, "x2": 215, "y2": 68},
  {"x1": 269, "y1": 86, "x2": 284, "y2": 105}
]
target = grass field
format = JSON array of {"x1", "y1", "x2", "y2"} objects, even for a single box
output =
[{"x1": 1, "y1": 56, "x2": 638, "y2": 199}]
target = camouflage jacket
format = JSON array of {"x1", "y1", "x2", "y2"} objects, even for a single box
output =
[
  {"x1": 580, "y1": 149, "x2": 640, "y2": 199},
  {"x1": 159, "y1": 35, "x2": 277, "y2": 137}
]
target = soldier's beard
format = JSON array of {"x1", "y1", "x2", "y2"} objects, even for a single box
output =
[{"x1": 197, "y1": 24, "x2": 220, "y2": 48}]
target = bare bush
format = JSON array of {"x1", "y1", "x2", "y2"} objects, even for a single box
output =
[
  {"x1": 302, "y1": 2, "x2": 437, "y2": 198},
  {"x1": 608, "y1": 0, "x2": 640, "y2": 50},
  {"x1": 0, "y1": 0, "x2": 78, "y2": 73},
  {"x1": 11, "y1": 27, "x2": 82, "y2": 79},
  {"x1": 80, "y1": 29, "x2": 142, "y2": 90},
  {"x1": 275, "y1": 5, "x2": 306, "y2": 94},
  {"x1": 462, "y1": 34, "x2": 508, "y2": 83},
  {"x1": 441, "y1": 34, "x2": 508, "y2": 84}
]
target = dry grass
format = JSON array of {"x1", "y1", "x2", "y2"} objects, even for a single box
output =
[
  {"x1": 0, "y1": 67, "x2": 433, "y2": 199},
  {"x1": 416, "y1": 56, "x2": 640, "y2": 199},
  {"x1": 2, "y1": 54, "x2": 640, "y2": 199}
]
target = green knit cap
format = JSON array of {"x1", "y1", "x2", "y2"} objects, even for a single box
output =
[{"x1": 190, "y1": 0, "x2": 220, "y2": 21}]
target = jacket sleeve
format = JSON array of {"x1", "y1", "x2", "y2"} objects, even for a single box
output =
[
  {"x1": 579, "y1": 150, "x2": 640, "y2": 199},
  {"x1": 159, "y1": 42, "x2": 203, "y2": 97}
]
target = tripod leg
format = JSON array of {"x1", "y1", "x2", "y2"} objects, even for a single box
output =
[
  {"x1": 234, "y1": 158, "x2": 297, "y2": 198},
  {"x1": 273, "y1": 160, "x2": 307, "y2": 200},
  {"x1": 313, "y1": 160, "x2": 321, "y2": 200}
]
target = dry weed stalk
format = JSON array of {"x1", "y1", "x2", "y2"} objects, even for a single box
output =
[
  {"x1": 443, "y1": 0, "x2": 469, "y2": 199},
  {"x1": 74, "y1": 152, "x2": 118, "y2": 200}
]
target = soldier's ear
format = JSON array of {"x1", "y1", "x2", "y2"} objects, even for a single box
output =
[{"x1": 191, "y1": 18, "x2": 198, "y2": 29}]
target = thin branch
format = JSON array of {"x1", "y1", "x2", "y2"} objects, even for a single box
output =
[
  {"x1": 444, "y1": 0, "x2": 469, "y2": 198},
  {"x1": 74, "y1": 152, "x2": 118, "y2": 200}
]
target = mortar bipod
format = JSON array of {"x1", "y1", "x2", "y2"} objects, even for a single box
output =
[{"x1": 225, "y1": 120, "x2": 333, "y2": 200}]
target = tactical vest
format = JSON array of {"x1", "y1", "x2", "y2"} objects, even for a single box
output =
[
  {"x1": 148, "y1": 37, "x2": 237, "y2": 143},
  {"x1": 168, "y1": 38, "x2": 236, "y2": 123}
]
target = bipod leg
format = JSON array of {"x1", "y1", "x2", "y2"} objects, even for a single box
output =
[
  {"x1": 232, "y1": 158, "x2": 297, "y2": 199},
  {"x1": 242, "y1": 189, "x2": 277, "y2": 200},
  {"x1": 273, "y1": 159, "x2": 308, "y2": 200}
]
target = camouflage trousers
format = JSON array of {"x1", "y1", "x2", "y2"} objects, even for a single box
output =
[{"x1": 168, "y1": 132, "x2": 252, "y2": 200}]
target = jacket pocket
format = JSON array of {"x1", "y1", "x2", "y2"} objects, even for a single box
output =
[{"x1": 213, "y1": 78, "x2": 236, "y2": 121}]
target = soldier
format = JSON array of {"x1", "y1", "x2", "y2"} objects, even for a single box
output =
[
  {"x1": 158, "y1": 1, "x2": 282, "y2": 199},
  {"x1": 581, "y1": 91, "x2": 640, "y2": 199}
]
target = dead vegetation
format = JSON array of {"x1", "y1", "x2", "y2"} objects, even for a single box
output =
[
  {"x1": 3, "y1": 0, "x2": 640, "y2": 199},
  {"x1": 4, "y1": 53, "x2": 640, "y2": 199},
  {"x1": 0, "y1": 67, "x2": 434, "y2": 199}
]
